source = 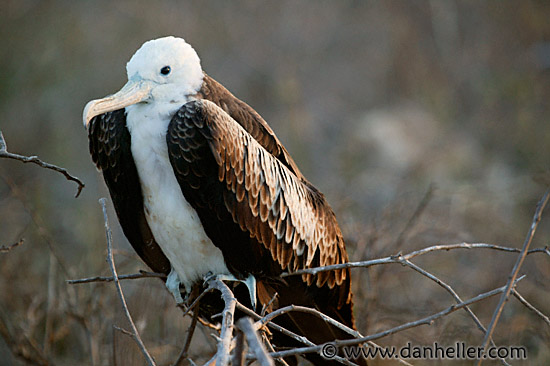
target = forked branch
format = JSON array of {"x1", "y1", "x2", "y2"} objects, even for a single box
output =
[{"x1": 99, "y1": 198, "x2": 157, "y2": 366}]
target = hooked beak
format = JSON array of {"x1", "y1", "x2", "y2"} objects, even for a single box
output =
[{"x1": 83, "y1": 79, "x2": 152, "y2": 128}]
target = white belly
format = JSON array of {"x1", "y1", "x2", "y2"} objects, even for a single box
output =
[{"x1": 126, "y1": 104, "x2": 229, "y2": 292}]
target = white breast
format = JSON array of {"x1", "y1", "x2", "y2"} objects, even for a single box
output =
[{"x1": 126, "y1": 103, "x2": 230, "y2": 292}]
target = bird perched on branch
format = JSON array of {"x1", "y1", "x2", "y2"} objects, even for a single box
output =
[{"x1": 84, "y1": 36, "x2": 363, "y2": 365}]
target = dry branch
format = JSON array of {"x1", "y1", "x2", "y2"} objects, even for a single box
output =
[
  {"x1": 235, "y1": 301, "x2": 358, "y2": 366},
  {"x1": 173, "y1": 306, "x2": 200, "y2": 366},
  {"x1": 205, "y1": 278, "x2": 237, "y2": 366},
  {"x1": 180, "y1": 286, "x2": 216, "y2": 319},
  {"x1": 235, "y1": 301, "x2": 313, "y2": 347},
  {"x1": 66, "y1": 270, "x2": 166, "y2": 285},
  {"x1": 237, "y1": 317, "x2": 274, "y2": 366},
  {"x1": 249, "y1": 302, "x2": 414, "y2": 365},
  {"x1": 258, "y1": 305, "x2": 359, "y2": 340},
  {"x1": 99, "y1": 198, "x2": 157, "y2": 366},
  {"x1": 477, "y1": 190, "x2": 550, "y2": 365},
  {"x1": 512, "y1": 289, "x2": 550, "y2": 327},
  {"x1": 0, "y1": 130, "x2": 85, "y2": 197},
  {"x1": 269, "y1": 277, "x2": 524, "y2": 360},
  {"x1": 281, "y1": 242, "x2": 550, "y2": 278}
]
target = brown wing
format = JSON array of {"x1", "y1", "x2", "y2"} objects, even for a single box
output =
[
  {"x1": 88, "y1": 109, "x2": 171, "y2": 275},
  {"x1": 166, "y1": 100, "x2": 351, "y2": 310},
  {"x1": 198, "y1": 74, "x2": 304, "y2": 180}
]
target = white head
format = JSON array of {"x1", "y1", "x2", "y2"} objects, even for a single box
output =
[{"x1": 83, "y1": 36, "x2": 204, "y2": 126}]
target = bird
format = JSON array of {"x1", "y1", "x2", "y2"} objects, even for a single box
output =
[{"x1": 84, "y1": 36, "x2": 363, "y2": 365}]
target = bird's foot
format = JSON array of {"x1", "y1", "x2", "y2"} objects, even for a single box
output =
[
  {"x1": 166, "y1": 268, "x2": 185, "y2": 304},
  {"x1": 204, "y1": 273, "x2": 257, "y2": 310}
]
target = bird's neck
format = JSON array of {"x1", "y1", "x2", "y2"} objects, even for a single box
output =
[{"x1": 125, "y1": 98, "x2": 191, "y2": 138}]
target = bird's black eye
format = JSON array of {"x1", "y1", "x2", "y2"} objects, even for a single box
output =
[{"x1": 160, "y1": 66, "x2": 171, "y2": 75}]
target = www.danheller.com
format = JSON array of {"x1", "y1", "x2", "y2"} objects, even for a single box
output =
[{"x1": 320, "y1": 342, "x2": 527, "y2": 361}]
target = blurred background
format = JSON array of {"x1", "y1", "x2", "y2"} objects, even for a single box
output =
[{"x1": 1, "y1": 1, "x2": 549, "y2": 365}]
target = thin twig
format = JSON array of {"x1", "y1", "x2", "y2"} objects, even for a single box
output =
[
  {"x1": 235, "y1": 302, "x2": 312, "y2": 347},
  {"x1": 180, "y1": 287, "x2": 215, "y2": 319},
  {"x1": 269, "y1": 277, "x2": 524, "y2": 360},
  {"x1": 237, "y1": 317, "x2": 274, "y2": 366},
  {"x1": 0, "y1": 130, "x2": 85, "y2": 197},
  {"x1": 66, "y1": 270, "x2": 166, "y2": 285},
  {"x1": 512, "y1": 289, "x2": 550, "y2": 327},
  {"x1": 261, "y1": 292, "x2": 278, "y2": 317},
  {"x1": 173, "y1": 307, "x2": 200, "y2": 366},
  {"x1": 0, "y1": 238, "x2": 24, "y2": 253},
  {"x1": 404, "y1": 243, "x2": 550, "y2": 260},
  {"x1": 477, "y1": 190, "x2": 549, "y2": 365},
  {"x1": 281, "y1": 243, "x2": 550, "y2": 278},
  {"x1": 113, "y1": 325, "x2": 134, "y2": 338},
  {"x1": 259, "y1": 305, "x2": 359, "y2": 339},
  {"x1": 99, "y1": 198, "x2": 157, "y2": 366}
]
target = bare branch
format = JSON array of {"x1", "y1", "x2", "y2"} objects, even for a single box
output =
[
  {"x1": 237, "y1": 317, "x2": 274, "y2": 366},
  {"x1": 205, "y1": 278, "x2": 237, "y2": 366},
  {"x1": 477, "y1": 190, "x2": 549, "y2": 365},
  {"x1": 99, "y1": 198, "x2": 157, "y2": 366},
  {"x1": 235, "y1": 302, "x2": 313, "y2": 347},
  {"x1": 254, "y1": 302, "x2": 426, "y2": 365},
  {"x1": 234, "y1": 302, "x2": 356, "y2": 366},
  {"x1": 281, "y1": 242, "x2": 550, "y2": 278},
  {"x1": 0, "y1": 238, "x2": 24, "y2": 253},
  {"x1": 404, "y1": 242, "x2": 550, "y2": 260},
  {"x1": 259, "y1": 305, "x2": 359, "y2": 340},
  {"x1": 0, "y1": 130, "x2": 85, "y2": 197},
  {"x1": 179, "y1": 286, "x2": 215, "y2": 319},
  {"x1": 173, "y1": 307, "x2": 200, "y2": 366},
  {"x1": 66, "y1": 270, "x2": 166, "y2": 285},
  {"x1": 261, "y1": 292, "x2": 278, "y2": 317},
  {"x1": 269, "y1": 277, "x2": 524, "y2": 360},
  {"x1": 512, "y1": 289, "x2": 550, "y2": 327}
]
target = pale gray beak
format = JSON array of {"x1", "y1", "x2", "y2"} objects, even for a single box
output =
[{"x1": 83, "y1": 79, "x2": 152, "y2": 127}]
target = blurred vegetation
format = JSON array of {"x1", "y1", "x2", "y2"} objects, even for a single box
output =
[{"x1": 1, "y1": 1, "x2": 549, "y2": 365}]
